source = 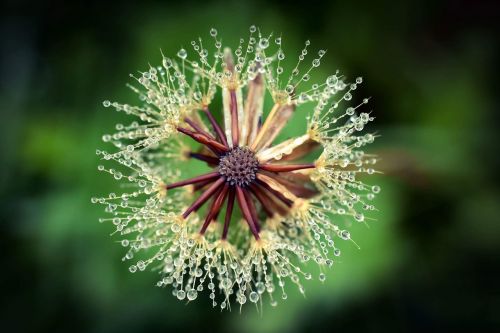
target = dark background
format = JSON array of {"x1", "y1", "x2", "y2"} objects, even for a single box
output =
[{"x1": 1, "y1": 0, "x2": 499, "y2": 332}]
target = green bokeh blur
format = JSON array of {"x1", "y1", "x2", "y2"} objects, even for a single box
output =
[{"x1": 2, "y1": 0, "x2": 499, "y2": 332}]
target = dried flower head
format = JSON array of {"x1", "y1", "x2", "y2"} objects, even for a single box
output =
[{"x1": 93, "y1": 26, "x2": 380, "y2": 310}]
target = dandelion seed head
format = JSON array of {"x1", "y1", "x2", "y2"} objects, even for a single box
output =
[{"x1": 94, "y1": 26, "x2": 380, "y2": 310}]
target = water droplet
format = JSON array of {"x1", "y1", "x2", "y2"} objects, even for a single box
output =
[
  {"x1": 340, "y1": 230, "x2": 350, "y2": 240},
  {"x1": 259, "y1": 38, "x2": 269, "y2": 49},
  {"x1": 326, "y1": 75, "x2": 338, "y2": 87},
  {"x1": 177, "y1": 290, "x2": 186, "y2": 300},
  {"x1": 355, "y1": 213, "x2": 365, "y2": 222},
  {"x1": 249, "y1": 291, "x2": 259, "y2": 303},
  {"x1": 187, "y1": 289, "x2": 198, "y2": 300},
  {"x1": 177, "y1": 49, "x2": 187, "y2": 59}
]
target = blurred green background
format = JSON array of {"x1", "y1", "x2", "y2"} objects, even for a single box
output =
[{"x1": 1, "y1": 0, "x2": 499, "y2": 332}]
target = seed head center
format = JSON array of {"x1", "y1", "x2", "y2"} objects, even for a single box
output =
[{"x1": 219, "y1": 147, "x2": 259, "y2": 187}]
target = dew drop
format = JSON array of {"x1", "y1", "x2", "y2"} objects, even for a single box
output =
[
  {"x1": 340, "y1": 230, "x2": 351, "y2": 240},
  {"x1": 187, "y1": 289, "x2": 198, "y2": 301},
  {"x1": 259, "y1": 38, "x2": 269, "y2": 49},
  {"x1": 249, "y1": 291, "x2": 259, "y2": 303},
  {"x1": 177, "y1": 290, "x2": 186, "y2": 300},
  {"x1": 326, "y1": 75, "x2": 338, "y2": 87},
  {"x1": 355, "y1": 213, "x2": 365, "y2": 222},
  {"x1": 177, "y1": 49, "x2": 187, "y2": 60}
]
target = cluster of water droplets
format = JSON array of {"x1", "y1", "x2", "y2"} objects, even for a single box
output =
[
  {"x1": 100, "y1": 49, "x2": 210, "y2": 152},
  {"x1": 122, "y1": 216, "x2": 326, "y2": 310},
  {"x1": 170, "y1": 26, "x2": 346, "y2": 107}
]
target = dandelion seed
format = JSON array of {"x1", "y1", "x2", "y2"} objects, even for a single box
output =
[{"x1": 94, "y1": 26, "x2": 380, "y2": 310}]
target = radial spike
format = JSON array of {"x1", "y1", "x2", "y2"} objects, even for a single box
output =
[
  {"x1": 221, "y1": 188, "x2": 236, "y2": 240},
  {"x1": 184, "y1": 117, "x2": 216, "y2": 141},
  {"x1": 243, "y1": 189, "x2": 260, "y2": 231},
  {"x1": 188, "y1": 152, "x2": 219, "y2": 165},
  {"x1": 256, "y1": 179, "x2": 293, "y2": 207},
  {"x1": 249, "y1": 184, "x2": 288, "y2": 217},
  {"x1": 259, "y1": 163, "x2": 316, "y2": 173},
  {"x1": 193, "y1": 178, "x2": 216, "y2": 191},
  {"x1": 202, "y1": 106, "x2": 228, "y2": 146},
  {"x1": 235, "y1": 186, "x2": 260, "y2": 240},
  {"x1": 200, "y1": 184, "x2": 229, "y2": 234},
  {"x1": 165, "y1": 171, "x2": 219, "y2": 190},
  {"x1": 177, "y1": 127, "x2": 228, "y2": 153},
  {"x1": 182, "y1": 178, "x2": 225, "y2": 218},
  {"x1": 230, "y1": 90, "x2": 239, "y2": 146}
]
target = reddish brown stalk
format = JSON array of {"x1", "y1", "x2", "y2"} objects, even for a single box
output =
[
  {"x1": 248, "y1": 184, "x2": 274, "y2": 217},
  {"x1": 212, "y1": 210, "x2": 221, "y2": 223},
  {"x1": 230, "y1": 90, "x2": 239, "y2": 146},
  {"x1": 193, "y1": 178, "x2": 215, "y2": 191},
  {"x1": 200, "y1": 184, "x2": 229, "y2": 234},
  {"x1": 184, "y1": 117, "x2": 215, "y2": 141},
  {"x1": 182, "y1": 178, "x2": 224, "y2": 218},
  {"x1": 202, "y1": 106, "x2": 228, "y2": 147},
  {"x1": 243, "y1": 189, "x2": 260, "y2": 232},
  {"x1": 249, "y1": 184, "x2": 288, "y2": 217},
  {"x1": 222, "y1": 188, "x2": 236, "y2": 240},
  {"x1": 177, "y1": 127, "x2": 228, "y2": 154},
  {"x1": 259, "y1": 163, "x2": 316, "y2": 173},
  {"x1": 165, "y1": 171, "x2": 219, "y2": 190},
  {"x1": 262, "y1": 171, "x2": 318, "y2": 198},
  {"x1": 188, "y1": 152, "x2": 219, "y2": 165},
  {"x1": 211, "y1": 185, "x2": 229, "y2": 219},
  {"x1": 235, "y1": 186, "x2": 260, "y2": 240},
  {"x1": 256, "y1": 179, "x2": 293, "y2": 207}
]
